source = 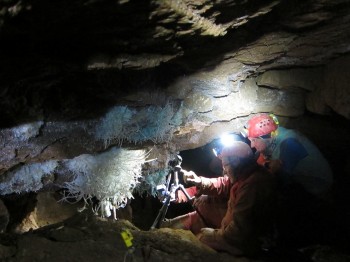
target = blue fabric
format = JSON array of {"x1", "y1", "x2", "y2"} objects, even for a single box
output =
[{"x1": 279, "y1": 138, "x2": 308, "y2": 173}]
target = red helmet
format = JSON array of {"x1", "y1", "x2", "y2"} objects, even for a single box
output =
[{"x1": 245, "y1": 114, "x2": 279, "y2": 138}]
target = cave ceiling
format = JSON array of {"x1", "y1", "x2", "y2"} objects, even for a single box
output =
[{"x1": 1, "y1": 0, "x2": 350, "y2": 195}]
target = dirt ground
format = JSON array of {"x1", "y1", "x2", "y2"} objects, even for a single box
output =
[
  {"x1": 0, "y1": 210, "x2": 238, "y2": 262},
  {"x1": 1, "y1": 195, "x2": 350, "y2": 262},
  {"x1": 1, "y1": 210, "x2": 349, "y2": 262}
]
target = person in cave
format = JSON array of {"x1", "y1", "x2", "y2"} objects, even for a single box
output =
[
  {"x1": 242, "y1": 113, "x2": 334, "y2": 247},
  {"x1": 162, "y1": 140, "x2": 277, "y2": 257}
]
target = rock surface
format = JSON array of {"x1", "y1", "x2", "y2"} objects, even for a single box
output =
[
  {"x1": 0, "y1": 1, "x2": 350, "y2": 259},
  {"x1": 1, "y1": 211, "x2": 350, "y2": 262}
]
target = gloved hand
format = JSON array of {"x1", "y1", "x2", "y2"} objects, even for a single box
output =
[
  {"x1": 256, "y1": 152, "x2": 268, "y2": 166},
  {"x1": 175, "y1": 186, "x2": 197, "y2": 203},
  {"x1": 181, "y1": 170, "x2": 201, "y2": 187},
  {"x1": 256, "y1": 153, "x2": 282, "y2": 174}
]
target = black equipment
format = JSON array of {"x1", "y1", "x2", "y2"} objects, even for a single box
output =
[{"x1": 150, "y1": 154, "x2": 193, "y2": 230}]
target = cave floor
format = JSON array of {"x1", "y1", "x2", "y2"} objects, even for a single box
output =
[{"x1": 1, "y1": 196, "x2": 350, "y2": 262}]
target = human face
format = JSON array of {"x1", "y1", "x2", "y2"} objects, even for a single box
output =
[{"x1": 249, "y1": 137, "x2": 272, "y2": 153}]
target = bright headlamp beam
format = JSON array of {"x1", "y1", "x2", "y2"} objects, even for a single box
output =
[
  {"x1": 213, "y1": 133, "x2": 243, "y2": 157},
  {"x1": 220, "y1": 133, "x2": 236, "y2": 147}
]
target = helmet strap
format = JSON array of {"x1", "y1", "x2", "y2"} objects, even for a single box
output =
[{"x1": 265, "y1": 136, "x2": 277, "y2": 158}]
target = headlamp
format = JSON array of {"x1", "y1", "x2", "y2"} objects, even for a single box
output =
[
  {"x1": 212, "y1": 147, "x2": 221, "y2": 157},
  {"x1": 240, "y1": 128, "x2": 248, "y2": 138},
  {"x1": 220, "y1": 133, "x2": 237, "y2": 147},
  {"x1": 212, "y1": 133, "x2": 247, "y2": 157}
]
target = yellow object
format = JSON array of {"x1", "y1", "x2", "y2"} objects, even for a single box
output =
[
  {"x1": 121, "y1": 229, "x2": 133, "y2": 248},
  {"x1": 269, "y1": 113, "x2": 279, "y2": 125}
]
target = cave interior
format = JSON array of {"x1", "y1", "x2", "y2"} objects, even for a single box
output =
[{"x1": 1, "y1": 0, "x2": 350, "y2": 261}]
